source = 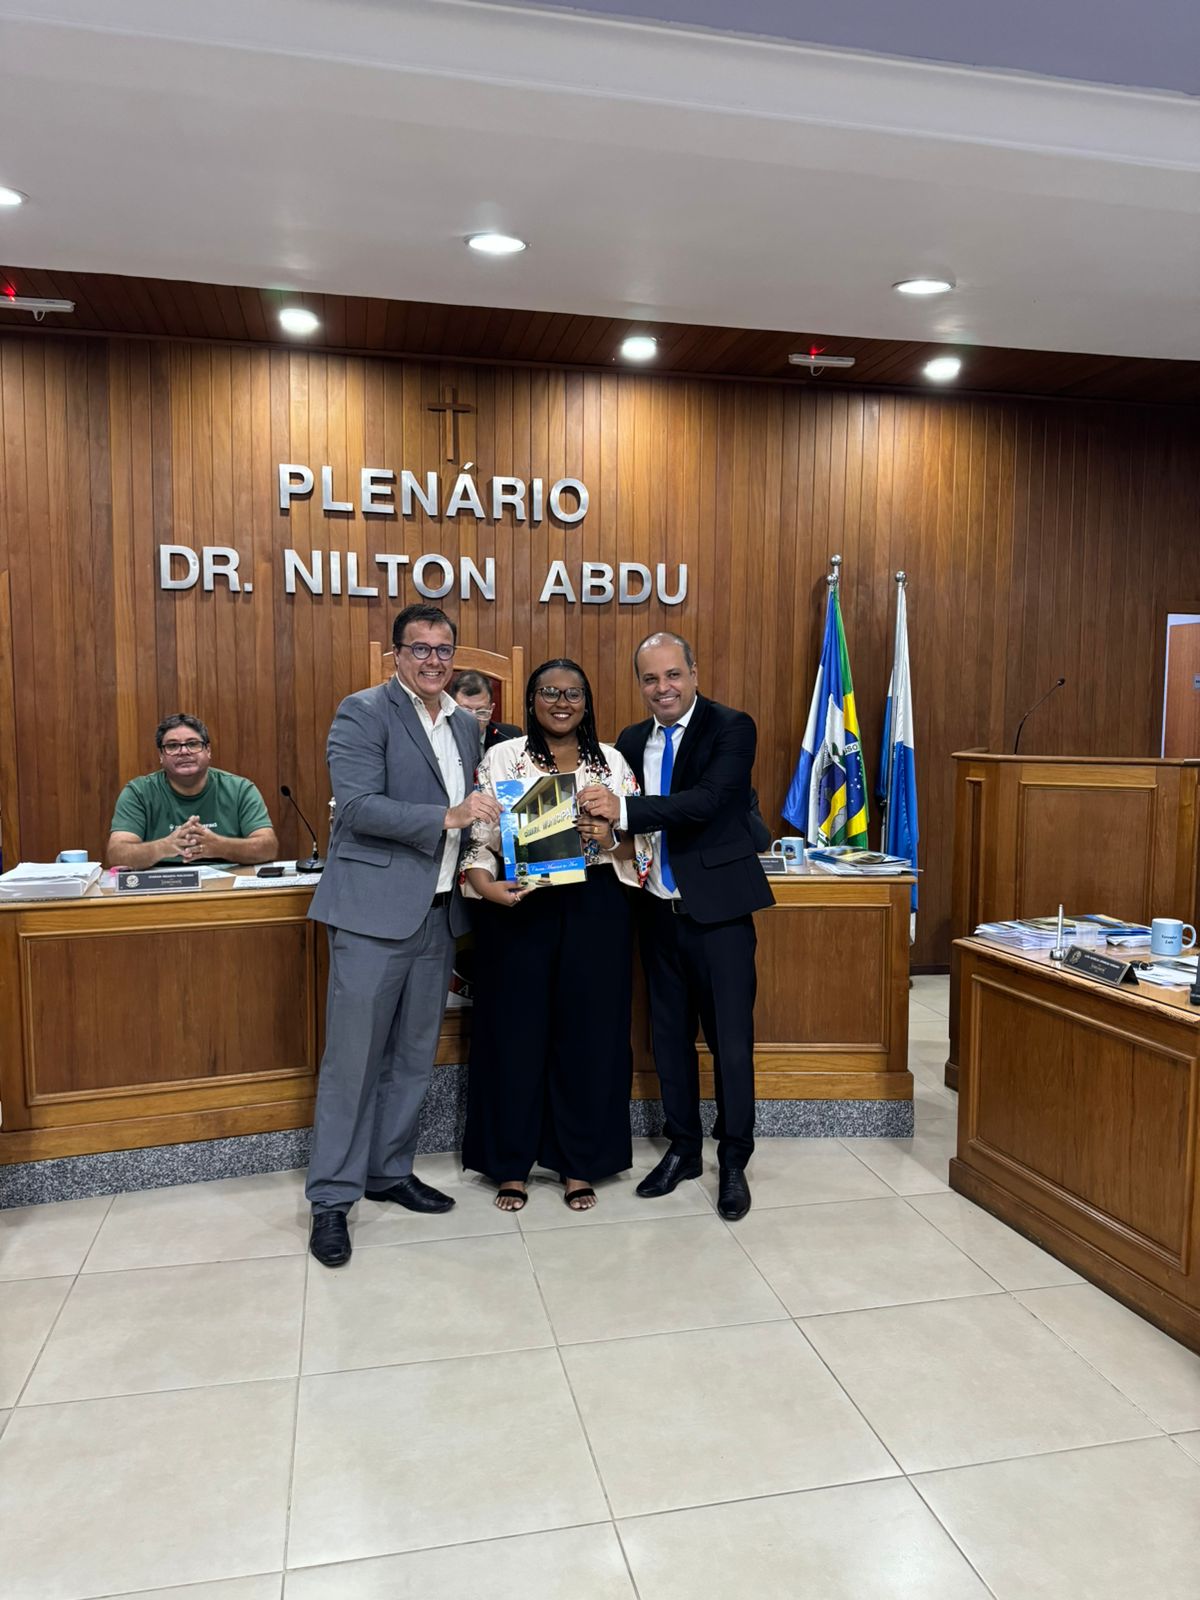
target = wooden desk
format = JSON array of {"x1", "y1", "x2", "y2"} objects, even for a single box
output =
[
  {"x1": 951, "y1": 936, "x2": 1200, "y2": 1353},
  {"x1": 0, "y1": 867, "x2": 912, "y2": 1167},
  {"x1": 0, "y1": 876, "x2": 323, "y2": 1164},
  {"x1": 632, "y1": 868, "x2": 914, "y2": 1104},
  {"x1": 945, "y1": 752, "x2": 1200, "y2": 1088}
]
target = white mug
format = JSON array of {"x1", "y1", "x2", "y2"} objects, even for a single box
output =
[
  {"x1": 1150, "y1": 917, "x2": 1197, "y2": 957},
  {"x1": 770, "y1": 837, "x2": 805, "y2": 867}
]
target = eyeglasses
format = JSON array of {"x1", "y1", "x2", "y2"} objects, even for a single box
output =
[
  {"x1": 536, "y1": 686, "x2": 585, "y2": 705},
  {"x1": 396, "y1": 642, "x2": 456, "y2": 663},
  {"x1": 161, "y1": 739, "x2": 208, "y2": 754},
  {"x1": 470, "y1": 706, "x2": 494, "y2": 720}
]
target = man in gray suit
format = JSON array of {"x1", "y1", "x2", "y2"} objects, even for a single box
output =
[{"x1": 305, "y1": 602, "x2": 500, "y2": 1267}]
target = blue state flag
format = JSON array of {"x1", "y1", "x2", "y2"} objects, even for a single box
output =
[
  {"x1": 877, "y1": 582, "x2": 919, "y2": 910},
  {"x1": 784, "y1": 586, "x2": 869, "y2": 847}
]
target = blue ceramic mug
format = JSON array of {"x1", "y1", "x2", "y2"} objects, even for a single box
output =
[
  {"x1": 1150, "y1": 918, "x2": 1197, "y2": 957},
  {"x1": 56, "y1": 849, "x2": 88, "y2": 864}
]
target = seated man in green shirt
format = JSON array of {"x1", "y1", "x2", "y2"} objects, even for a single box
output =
[{"x1": 107, "y1": 714, "x2": 278, "y2": 868}]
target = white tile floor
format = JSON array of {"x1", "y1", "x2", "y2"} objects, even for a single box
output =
[{"x1": 2, "y1": 976, "x2": 1199, "y2": 1599}]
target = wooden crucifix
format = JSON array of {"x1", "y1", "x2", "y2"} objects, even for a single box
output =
[{"x1": 426, "y1": 386, "x2": 476, "y2": 463}]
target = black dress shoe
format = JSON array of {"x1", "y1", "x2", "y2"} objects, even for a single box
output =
[
  {"x1": 364, "y1": 1173, "x2": 455, "y2": 1214},
  {"x1": 717, "y1": 1167, "x2": 751, "y2": 1221},
  {"x1": 636, "y1": 1150, "x2": 703, "y2": 1198},
  {"x1": 309, "y1": 1211, "x2": 352, "y2": 1268}
]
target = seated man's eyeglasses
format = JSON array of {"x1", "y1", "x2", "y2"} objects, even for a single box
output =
[
  {"x1": 536, "y1": 686, "x2": 585, "y2": 705},
  {"x1": 397, "y1": 642, "x2": 457, "y2": 662},
  {"x1": 161, "y1": 739, "x2": 209, "y2": 754}
]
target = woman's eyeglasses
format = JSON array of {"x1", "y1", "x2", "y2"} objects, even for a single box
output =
[{"x1": 535, "y1": 686, "x2": 585, "y2": 705}]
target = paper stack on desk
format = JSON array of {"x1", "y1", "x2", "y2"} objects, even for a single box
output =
[
  {"x1": 0, "y1": 860, "x2": 103, "y2": 900},
  {"x1": 974, "y1": 917, "x2": 1103, "y2": 950},
  {"x1": 806, "y1": 846, "x2": 915, "y2": 875}
]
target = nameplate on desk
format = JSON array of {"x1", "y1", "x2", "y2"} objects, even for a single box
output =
[
  {"x1": 116, "y1": 869, "x2": 201, "y2": 894},
  {"x1": 1062, "y1": 946, "x2": 1139, "y2": 986}
]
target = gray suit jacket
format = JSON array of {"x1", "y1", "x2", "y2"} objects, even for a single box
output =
[{"x1": 309, "y1": 678, "x2": 482, "y2": 941}]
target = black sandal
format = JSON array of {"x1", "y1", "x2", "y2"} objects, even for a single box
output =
[
  {"x1": 495, "y1": 1186, "x2": 528, "y2": 1211},
  {"x1": 564, "y1": 1185, "x2": 597, "y2": 1211}
]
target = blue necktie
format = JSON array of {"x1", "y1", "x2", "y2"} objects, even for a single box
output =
[{"x1": 659, "y1": 724, "x2": 679, "y2": 893}]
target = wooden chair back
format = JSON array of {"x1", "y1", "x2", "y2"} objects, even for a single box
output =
[{"x1": 368, "y1": 640, "x2": 527, "y2": 722}]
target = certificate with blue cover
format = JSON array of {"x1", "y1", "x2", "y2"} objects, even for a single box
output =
[{"x1": 496, "y1": 772, "x2": 587, "y2": 886}]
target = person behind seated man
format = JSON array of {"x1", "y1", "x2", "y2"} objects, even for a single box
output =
[
  {"x1": 451, "y1": 670, "x2": 521, "y2": 751},
  {"x1": 106, "y1": 714, "x2": 278, "y2": 868}
]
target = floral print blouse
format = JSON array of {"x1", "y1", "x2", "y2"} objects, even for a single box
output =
[{"x1": 460, "y1": 737, "x2": 652, "y2": 895}]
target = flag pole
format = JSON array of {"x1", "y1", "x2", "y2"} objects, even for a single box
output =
[
  {"x1": 827, "y1": 553, "x2": 842, "y2": 591},
  {"x1": 883, "y1": 571, "x2": 906, "y2": 845}
]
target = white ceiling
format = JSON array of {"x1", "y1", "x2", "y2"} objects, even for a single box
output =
[
  {"x1": 0, "y1": 0, "x2": 1197, "y2": 360},
  {"x1": 518, "y1": 0, "x2": 1200, "y2": 97}
]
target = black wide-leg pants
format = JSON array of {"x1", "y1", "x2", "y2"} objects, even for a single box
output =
[{"x1": 462, "y1": 866, "x2": 634, "y2": 1183}]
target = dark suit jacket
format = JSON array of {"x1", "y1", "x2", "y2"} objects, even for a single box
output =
[
  {"x1": 310, "y1": 679, "x2": 482, "y2": 941},
  {"x1": 484, "y1": 719, "x2": 522, "y2": 751},
  {"x1": 618, "y1": 695, "x2": 773, "y2": 925}
]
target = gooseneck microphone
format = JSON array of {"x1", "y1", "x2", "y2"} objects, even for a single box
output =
[
  {"x1": 280, "y1": 785, "x2": 324, "y2": 873},
  {"x1": 1013, "y1": 678, "x2": 1066, "y2": 755}
]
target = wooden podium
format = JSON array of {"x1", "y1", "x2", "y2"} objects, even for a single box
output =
[{"x1": 945, "y1": 752, "x2": 1200, "y2": 1087}]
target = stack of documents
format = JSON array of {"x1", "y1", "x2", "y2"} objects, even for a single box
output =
[
  {"x1": 806, "y1": 847, "x2": 915, "y2": 876},
  {"x1": 234, "y1": 871, "x2": 322, "y2": 889},
  {"x1": 1133, "y1": 957, "x2": 1197, "y2": 989},
  {"x1": 974, "y1": 917, "x2": 1104, "y2": 949},
  {"x1": 0, "y1": 861, "x2": 103, "y2": 900},
  {"x1": 1070, "y1": 913, "x2": 1152, "y2": 944}
]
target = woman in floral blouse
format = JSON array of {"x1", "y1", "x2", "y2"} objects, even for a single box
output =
[{"x1": 460, "y1": 658, "x2": 650, "y2": 1211}]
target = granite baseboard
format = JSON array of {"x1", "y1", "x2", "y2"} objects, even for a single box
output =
[{"x1": 0, "y1": 1064, "x2": 913, "y2": 1208}]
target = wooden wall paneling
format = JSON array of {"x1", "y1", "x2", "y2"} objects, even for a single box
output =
[
  {"x1": 18, "y1": 346, "x2": 50, "y2": 838},
  {"x1": 211, "y1": 345, "x2": 240, "y2": 776},
  {"x1": 168, "y1": 345, "x2": 194, "y2": 713},
  {"x1": 126, "y1": 344, "x2": 157, "y2": 778},
  {"x1": 243, "y1": 346, "x2": 272, "y2": 831},
  {"x1": 84, "y1": 342, "x2": 116, "y2": 846},
  {"x1": 4, "y1": 266, "x2": 1199, "y2": 402},
  {"x1": 305, "y1": 352, "x2": 330, "y2": 802},
  {"x1": 107, "y1": 339, "x2": 136, "y2": 787},
  {"x1": 289, "y1": 350, "x2": 318, "y2": 853},
  {"x1": 268, "y1": 348, "x2": 296, "y2": 850},
  {"x1": 228, "y1": 348, "x2": 254, "y2": 793},
  {"x1": 149, "y1": 344, "x2": 175, "y2": 730},
  {"x1": 0, "y1": 570, "x2": 20, "y2": 867},
  {"x1": 0, "y1": 344, "x2": 36, "y2": 849},
  {"x1": 2, "y1": 334, "x2": 1200, "y2": 961}
]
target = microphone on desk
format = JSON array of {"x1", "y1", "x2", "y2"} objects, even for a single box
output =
[
  {"x1": 279, "y1": 785, "x2": 324, "y2": 874},
  {"x1": 1012, "y1": 678, "x2": 1066, "y2": 755}
]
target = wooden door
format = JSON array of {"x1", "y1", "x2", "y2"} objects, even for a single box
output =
[{"x1": 1163, "y1": 622, "x2": 1200, "y2": 756}]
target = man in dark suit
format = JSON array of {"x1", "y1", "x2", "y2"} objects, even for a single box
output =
[
  {"x1": 305, "y1": 604, "x2": 499, "y2": 1267},
  {"x1": 579, "y1": 631, "x2": 771, "y2": 1220},
  {"x1": 451, "y1": 670, "x2": 522, "y2": 751}
]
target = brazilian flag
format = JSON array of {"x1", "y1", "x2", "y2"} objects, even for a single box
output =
[{"x1": 784, "y1": 585, "x2": 869, "y2": 847}]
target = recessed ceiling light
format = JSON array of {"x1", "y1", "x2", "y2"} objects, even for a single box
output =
[
  {"x1": 924, "y1": 356, "x2": 962, "y2": 382},
  {"x1": 0, "y1": 185, "x2": 27, "y2": 208},
  {"x1": 279, "y1": 307, "x2": 319, "y2": 336},
  {"x1": 466, "y1": 232, "x2": 528, "y2": 256},
  {"x1": 894, "y1": 277, "x2": 954, "y2": 296},
  {"x1": 620, "y1": 335, "x2": 658, "y2": 362}
]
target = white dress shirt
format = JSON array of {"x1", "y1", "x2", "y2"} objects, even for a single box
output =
[
  {"x1": 621, "y1": 700, "x2": 697, "y2": 901},
  {"x1": 400, "y1": 681, "x2": 466, "y2": 894}
]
